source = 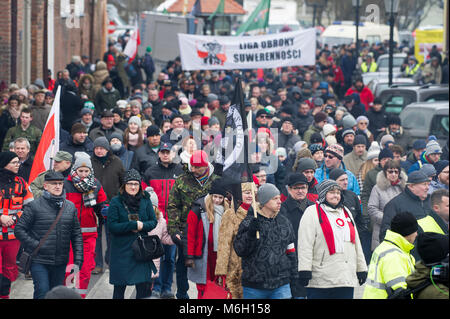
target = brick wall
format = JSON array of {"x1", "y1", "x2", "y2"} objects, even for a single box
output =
[
  {"x1": 0, "y1": 0, "x2": 12, "y2": 85},
  {"x1": 31, "y1": 0, "x2": 45, "y2": 82}
]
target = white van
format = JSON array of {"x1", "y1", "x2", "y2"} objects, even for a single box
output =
[{"x1": 320, "y1": 21, "x2": 399, "y2": 47}]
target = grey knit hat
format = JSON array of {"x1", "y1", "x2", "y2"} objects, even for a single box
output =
[
  {"x1": 93, "y1": 136, "x2": 110, "y2": 151},
  {"x1": 72, "y1": 152, "x2": 92, "y2": 171},
  {"x1": 109, "y1": 132, "x2": 123, "y2": 143},
  {"x1": 296, "y1": 158, "x2": 317, "y2": 173},
  {"x1": 145, "y1": 186, "x2": 159, "y2": 207},
  {"x1": 317, "y1": 180, "x2": 341, "y2": 203},
  {"x1": 342, "y1": 114, "x2": 357, "y2": 129},
  {"x1": 419, "y1": 163, "x2": 436, "y2": 178},
  {"x1": 257, "y1": 183, "x2": 280, "y2": 206},
  {"x1": 425, "y1": 140, "x2": 442, "y2": 155},
  {"x1": 128, "y1": 116, "x2": 142, "y2": 128}
]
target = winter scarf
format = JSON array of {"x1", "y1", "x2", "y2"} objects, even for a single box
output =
[
  {"x1": 213, "y1": 204, "x2": 224, "y2": 252},
  {"x1": 71, "y1": 170, "x2": 97, "y2": 207},
  {"x1": 127, "y1": 133, "x2": 139, "y2": 147},
  {"x1": 43, "y1": 190, "x2": 66, "y2": 209},
  {"x1": 196, "y1": 166, "x2": 210, "y2": 186}
]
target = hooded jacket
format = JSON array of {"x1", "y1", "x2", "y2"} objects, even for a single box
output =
[
  {"x1": 405, "y1": 261, "x2": 449, "y2": 299},
  {"x1": 368, "y1": 170, "x2": 407, "y2": 250}
]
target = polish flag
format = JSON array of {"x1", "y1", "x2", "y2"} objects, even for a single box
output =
[
  {"x1": 28, "y1": 86, "x2": 61, "y2": 184},
  {"x1": 123, "y1": 19, "x2": 141, "y2": 63}
]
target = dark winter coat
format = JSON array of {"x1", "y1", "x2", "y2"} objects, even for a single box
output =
[
  {"x1": 14, "y1": 194, "x2": 84, "y2": 268},
  {"x1": 113, "y1": 146, "x2": 135, "y2": 171},
  {"x1": 367, "y1": 108, "x2": 388, "y2": 140},
  {"x1": 60, "y1": 89, "x2": 83, "y2": 132},
  {"x1": 0, "y1": 109, "x2": 19, "y2": 150},
  {"x1": 60, "y1": 136, "x2": 94, "y2": 157},
  {"x1": 294, "y1": 113, "x2": 314, "y2": 139},
  {"x1": 133, "y1": 141, "x2": 160, "y2": 174},
  {"x1": 107, "y1": 191, "x2": 157, "y2": 285},
  {"x1": 91, "y1": 152, "x2": 125, "y2": 201},
  {"x1": 233, "y1": 207, "x2": 298, "y2": 290},
  {"x1": 279, "y1": 196, "x2": 314, "y2": 297}
]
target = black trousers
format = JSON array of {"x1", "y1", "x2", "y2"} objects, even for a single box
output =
[{"x1": 113, "y1": 282, "x2": 152, "y2": 299}]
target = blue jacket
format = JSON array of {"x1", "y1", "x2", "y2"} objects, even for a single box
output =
[{"x1": 315, "y1": 162, "x2": 360, "y2": 195}]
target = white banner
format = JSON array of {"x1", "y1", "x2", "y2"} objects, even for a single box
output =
[{"x1": 178, "y1": 29, "x2": 316, "y2": 70}]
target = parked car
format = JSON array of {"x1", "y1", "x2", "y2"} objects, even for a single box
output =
[
  {"x1": 399, "y1": 101, "x2": 449, "y2": 147},
  {"x1": 367, "y1": 77, "x2": 415, "y2": 98},
  {"x1": 379, "y1": 84, "x2": 449, "y2": 114},
  {"x1": 362, "y1": 71, "x2": 402, "y2": 85},
  {"x1": 376, "y1": 53, "x2": 407, "y2": 72}
]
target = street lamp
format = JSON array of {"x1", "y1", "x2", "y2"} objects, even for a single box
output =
[
  {"x1": 385, "y1": 0, "x2": 400, "y2": 86},
  {"x1": 352, "y1": 0, "x2": 361, "y2": 56}
]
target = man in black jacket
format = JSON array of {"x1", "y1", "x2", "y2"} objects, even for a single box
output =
[
  {"x1": 379, "y1": 170, "x2": 433, "y2": 259},
  {"x1": 15, "y1": 171, "x2": 84, "y2": 299},
  {"x1": 279, "y1": 173, "x2": 314, "y2": 299},
  {"x1": 234, "y1": 183, "x2": 297, "y2": 299}
]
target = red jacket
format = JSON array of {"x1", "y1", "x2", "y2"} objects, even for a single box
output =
[
  {"x1": 184, "y1": 198, "x2": 207, "y2": 259},
  {"x1": 345, "y1": 86, "x2": 374, "y2": 111},
  {"x1": 64, "y1": 175, "x2": 107, "y2": 235},
  {"x1": 332, "y1": 64, "x2": 345, "y2": 86}
]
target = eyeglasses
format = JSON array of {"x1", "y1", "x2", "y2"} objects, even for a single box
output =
[
  {"x1": 359, "y1": 122, "x2": 368, "y2": 125},
  {"x1": 259, "y1": 115, "x2": 268, "y2": 118},
  {"x1": 386, "y1": 169, "x2": 399, "y2": 175},
  {"x1": 126, "y1": 182, "x2": 140, "y2": 187},
  {"x1": 325, "y1": 154, "x2": 335, "y2": 159}
]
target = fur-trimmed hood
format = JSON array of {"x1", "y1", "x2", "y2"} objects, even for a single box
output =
[{"x1": 375, "y1": 169, "x2": 407, "y2": 191}]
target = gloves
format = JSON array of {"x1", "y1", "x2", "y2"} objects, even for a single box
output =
[
  {"x1": 298, "y1": 271, "x2": 312, "y2": 287},
  {"x1": 248, "y1": 217, "x2": 260, "y2": 238},
  {"x1": 184, "y1": 258, "x2": 195, "y2": 269},
  {"x1": 357, "y1": 271, "x2": 368, "y2": 286},
  {"x1": 216, "y1": 275, "x2": 226, "y2": 288}
]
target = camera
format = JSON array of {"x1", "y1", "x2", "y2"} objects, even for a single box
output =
[{"x1": 430, "y1": 256, "x2": 449, "y2": 285}]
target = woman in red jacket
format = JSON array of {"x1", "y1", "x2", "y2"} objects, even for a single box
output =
[{"x1": 64, "y1": 152, "x2": 107, "y2": 298}]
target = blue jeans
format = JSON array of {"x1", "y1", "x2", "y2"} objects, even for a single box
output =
[
  {"x1": 306, "y1": 287, "x2": 354, "y2": 299},
  {"x1": 243, "y1": 284, "x2": 292, "y2": 299},
  {"x1": 152, "y1": 244, "x2": 176, "y2": 294},
  {"x1": 30, "y1": 262, "x2": 67, "y2": 299},
  {"x1": 175, "y1": 245, "x2": 189, "y2": 299}
]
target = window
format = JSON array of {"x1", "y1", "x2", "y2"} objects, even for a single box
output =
[
  {"x1": 383, "y1": 91, "x2": 416, "y2": 114},
  {"x1": 401, "y1": 111, "x2": 426, "y2": 129},
  {"x1": 424, "y1": 93, "x2": 449, "y2": 102},
  {"x1": 430, "y1": 115, "x2": 449, "y2": 139}
]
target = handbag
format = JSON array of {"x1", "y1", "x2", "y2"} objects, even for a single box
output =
[
  {"x1": 18, "y1": 204, "x2": 65, "y2": 275},
  {"x1": 131, "y1": 234, "x2": 165, "y2": 262},
  {"x1": 201, "y1": 280, "x2": 232, "y2": 299}
]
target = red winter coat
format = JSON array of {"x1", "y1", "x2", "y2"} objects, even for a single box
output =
[
  {"x1": 332, "y1": 65, "x2": 345, "y2": 86},
  {"x1": 345, "y1": 86, "x2": 374, "y2": 111},
  {"x1": 64, "y1": 175, "x2": 107, "y2": 236}
]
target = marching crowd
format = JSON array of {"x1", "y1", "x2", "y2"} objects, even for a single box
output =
[{"x1": 0, "y1": 36, "x2": 448, "y2": 300}]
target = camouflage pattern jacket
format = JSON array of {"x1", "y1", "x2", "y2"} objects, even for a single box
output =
[{"x1": 166, "y1": 163, "x2": 220, "y2": 242}]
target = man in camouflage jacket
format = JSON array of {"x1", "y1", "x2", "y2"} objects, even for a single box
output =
[{"x1": 166, "y1": 150, "x2": 219, "y2": 299}]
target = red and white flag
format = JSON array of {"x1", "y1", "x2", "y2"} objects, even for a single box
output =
[
  {"x1": 123, "y1": 19, "x2": 141, "y2": 63},
  {"x1": 28, "y1": 86, "x2": 61, "y2": 184}
]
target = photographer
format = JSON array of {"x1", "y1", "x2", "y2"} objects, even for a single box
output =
[{"x1": 406, "y1": 232, "x2": 449, "y2": 299}]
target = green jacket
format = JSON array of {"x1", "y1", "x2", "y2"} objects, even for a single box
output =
[
  {"x1": 166, "y1": 164, "x2": 220, "y2": 239},
  {"x1": 94, "y1": 87, "x2": 121, "y2": 114},
  {"x1": 2, "y1": 124, "x2": 42, "y2": 153},
  {"x1": 302, "y1": 124, "x2": 322, "y2": 146},
  {"x1": 406, "y1": 261, "x2": 449, "y2": 299}
]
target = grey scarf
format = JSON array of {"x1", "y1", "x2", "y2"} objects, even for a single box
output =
[{"x1": 213, "y1": 205, "x2": 224, "y2": 252}]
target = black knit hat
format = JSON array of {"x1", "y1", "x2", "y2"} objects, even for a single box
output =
[
  {"x1": 329, "y1": 168, "x2": 347, "y2": 181},
  {"x1": 0, "y1": 151, "x2": 18, "y2": 168},
  {"x1": 286, "y1": 173, "x2": 308, "y2": 186},
  {"x1": 390, "y1": 212, "x2": 418, "y2": 237},
  {"x1": 124, "y1": 169, "x2": 141, "y2": 183},
  {"x1": 209, "y1": 178, "x2": 228, "y2": 197},
  {"x1": 417, "y1": 232, "x2": 449, "y2": 265}
]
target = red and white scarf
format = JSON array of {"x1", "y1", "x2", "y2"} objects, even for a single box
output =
[{"x1": 316, "y1": 203, "x2": 356, "y2": 255}]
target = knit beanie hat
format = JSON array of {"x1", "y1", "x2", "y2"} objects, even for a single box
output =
[
  {"x1": 323, "y1": 123, "x2": 336, "y2": 137},
  {"x1": 94, "y1": 136, "x2": 110, "y2": 151},
  {"x1": 145, "y1": 186, "x2": 159, "y2": 207},
  {"x1": 309, "y1": 143, "x2": 324, "y2": 156},
  {"x1": 146, "y1": 125, "x2": 161, "y2": 137},
  {"x1": 416, "y1": 232, "x2": 449, "y2": 265},
  {"x1": 329, "y1": 168, "x2": 347, "y2": 181},
  {"x1": 124, "y1": 169, "x2": 141, "y2": 183},
  {"x1": 342, "y1": 114, "x2": 357, "y2": 129},
  {"x1": 190, "y1": 150, "x2": 209, "y2": 167},
  {"x1": 378, "y1": 147, "x2": 394, "y2": 161},
  {"x1": 0, "y1": 151, "x2": 18, "y2": 168},
  {"x1": 356, "y1": 115, "x2": 369, "y2": 125},
  {"x1": 71, "y1": 122, "x2": 87, "y2": 135},
  {"x1": 325, "y1": 144, "x2": 344, "y2": 160},
  {"x1": 314, "y1": 112, "x2": 327, "y2": 123},
  {"x1": 325, "y1": 135, "x2": 338, "y2": 146},
  {"x1": 293, "y1": 141, "x2": 307, "y2": 153},
  {"x1": 434, "y1": 160, "x2": 449, "y2": 176},
  {"x1": 128, "y1": 116, "x2": 142, "y2": 128},
  {"x1": 275, "y1": 147, "x2": 287, "y2": 158},
  {"x1": 425, "y1": 140, "x2": 442, "y2": 155},
  {"x1": 209, "y1": 178, "x2": 228, "y2": 197},
  {"x1": 286, "y1": 173, "x2": 308, "y2": 186},
  {"x1": 109, "y1": 132, "x2": 123, "y2": 143},
  {"x1": 390, "y1": 212, "x2": 418, "y2": 237},
  {"x1": 419, "y1": 163, "x2": 436, "y2": 178},
  {"x1": 380, "y1": 134, "x2": 395, "y2": 148},
  {"x1": 296, "y1": 158, "x2": 317, "y2": 173},
  {"x1": 317, "y1": 180, "x2": 340, "y2": 203},
  {"x1": 72, "y1": 152, "x2": 92, "y2": 171},
  {"x1": 208, "y1": 117, "x2": 220, "y2": 126},
  {"x1": 257, "y1": 183, "x2": 280, "y2": 206},
  {"x1": 311, "y1": 133, "x2": 324, "y2": 144},
  {"x1": 353, "y1": 134, "x2": 367, "y2": 147},
  {"x1": 367, "y1": 141, "x2": 381, "y2": 160}
]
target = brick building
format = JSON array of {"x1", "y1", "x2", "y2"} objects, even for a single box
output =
[{"x1": 0, "y1": 0, "x2": 108, "y2": 88}]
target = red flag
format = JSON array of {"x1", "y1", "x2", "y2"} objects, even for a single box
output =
[
  {"x1": 28, "y1": 86, "x2": 61, "y2": 184},
  {"x1": 123, "y1": 19, "x2": 141, "y2": 63}
]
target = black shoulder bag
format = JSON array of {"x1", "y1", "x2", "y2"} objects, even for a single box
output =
[{"x1": 18, "y1": 204, "x2": 65, "y2": 275}]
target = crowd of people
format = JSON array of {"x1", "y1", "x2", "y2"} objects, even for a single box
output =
[{"x1": 0, "y1": 35, "x2": 448, "y2": 300}]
